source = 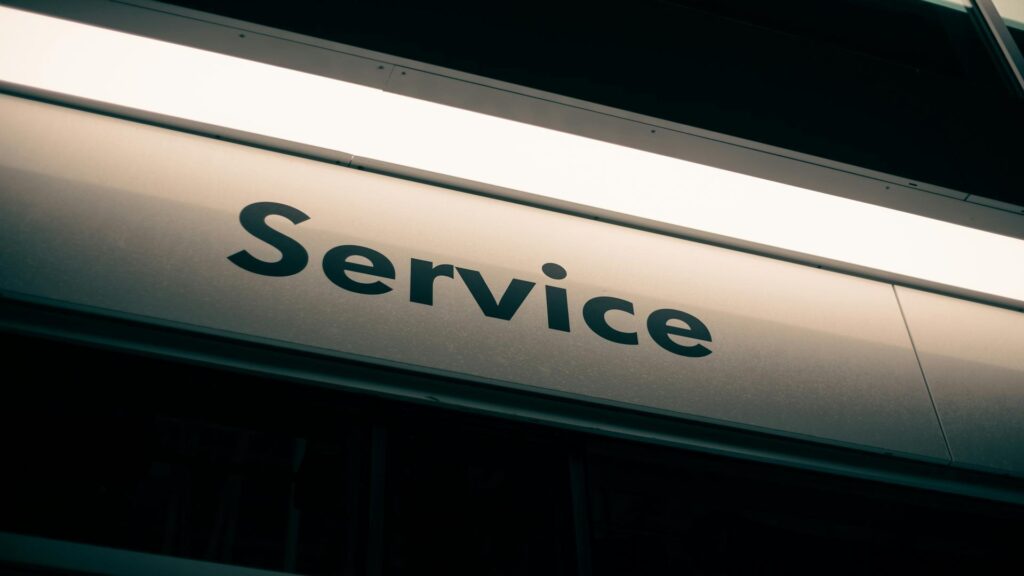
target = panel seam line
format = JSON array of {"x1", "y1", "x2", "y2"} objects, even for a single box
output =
[{"x1": 892, "y1": 284, "x2": 953, "y2": 464}]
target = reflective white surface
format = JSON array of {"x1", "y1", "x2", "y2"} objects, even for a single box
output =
[
  {"x1": 0, "y1": 94, "x2": 947, "y2": 460},
  {"x1": 0, "y1": 5, "x2": 1022, "y2": 302},
  {"x1": 897, "y1": 286, "x2": 1024, "y2": 477}
]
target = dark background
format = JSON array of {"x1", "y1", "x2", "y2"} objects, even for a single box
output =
[
  {"x1": 165, "y1": 0, "x2": 1024, "y2": 205},
  {"x1": 2, "y1": 307, "x2": 1023, "y2": 575}
]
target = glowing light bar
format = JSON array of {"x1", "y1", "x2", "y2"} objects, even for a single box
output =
[{"x1": 1, "y1": 6, "x2": 1022, "y2": 302}]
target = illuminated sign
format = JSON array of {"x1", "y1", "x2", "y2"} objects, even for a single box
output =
[
  {"x1": 0, "y1": 94, "x2": 950, "y2": 461},
  {"x1": 1, "y1": 5, "x2": 1022, "y2": 304}
]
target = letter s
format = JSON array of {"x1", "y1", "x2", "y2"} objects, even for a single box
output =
[{"x1": 228, "y1": 201, "x2": 310, "y2": 277}]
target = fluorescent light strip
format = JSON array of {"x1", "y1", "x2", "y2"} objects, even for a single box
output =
[{"x1": 1, "y1": 6, "x2": 1022, "y2": 302}]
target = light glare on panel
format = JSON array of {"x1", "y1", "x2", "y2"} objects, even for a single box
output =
[{"x1": 0, "y1": 5, "x2": 1022, "y2": 302}]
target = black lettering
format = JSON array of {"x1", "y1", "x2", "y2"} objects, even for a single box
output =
[
  {"x1": 228, "y1": 201, "x2": 309, "y2": 277},
  {"x1": 545, "y1": 286, "x2": 570, "y2": 332},
  {"x1": 323, "y1": 245, "x2": 395, "y2": 295},
  {"x1": 542, "y1": 263, "x2": 570, "y2": 332},
  {"x1": 229, "y1": 203, "x2": 713, "y2": 357},
  {"x1": 456, "y1": 268, "x2": 535, "y2": 320},
  {"x1": 647, "y1": 308, "x2": 712, "y2": 357},
  {"x1": 410, "y1": 259, "x2": 455, "y2": 305},
  {"x1": 583, "y1": 296, "x2": 638, "y2": 345}
]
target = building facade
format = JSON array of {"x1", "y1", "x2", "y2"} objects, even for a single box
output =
[{"x1": 1, "y1": 1, "x2": 1023, "y2": 574}]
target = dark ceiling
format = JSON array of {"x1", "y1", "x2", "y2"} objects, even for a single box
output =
[{"x1": 166, "y1": 0, "x2": 1024, "y2": 208}]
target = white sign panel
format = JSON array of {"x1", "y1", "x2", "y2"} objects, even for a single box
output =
[
  {"x1": 0, "y1": 94, "x2": 947, "y2": 461},
  {"x1": 896, "y1": 287, "x2": 1024, "y2": 477}
]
